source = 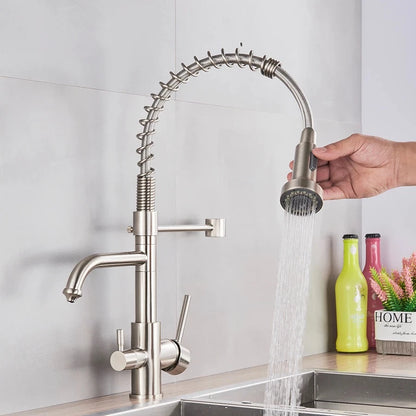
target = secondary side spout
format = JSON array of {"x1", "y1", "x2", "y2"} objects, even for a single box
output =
[{"x1": 63, "y1": 251, "x2": 147, "y2": 303}]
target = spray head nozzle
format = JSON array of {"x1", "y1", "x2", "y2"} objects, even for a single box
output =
[{"x1": 280, "y1": 128, "x2": 323, "y2": 216}]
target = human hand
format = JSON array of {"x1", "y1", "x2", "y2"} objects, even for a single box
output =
[{"x1": 288, "y1": 134, "x2": 406, "y2": 200}]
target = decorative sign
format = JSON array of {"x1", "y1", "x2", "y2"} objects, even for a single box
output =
[{"x1": 375, "y1": 310, "x2": 416, "y2": 342}]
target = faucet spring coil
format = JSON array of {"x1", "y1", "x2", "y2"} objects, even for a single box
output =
[
  {"x1": 260, "y1": 58, "x2": 281, "y2": 79},
  {"x1": 135, "y1": 48, "x2": 313, "y2": 210},
  {"x1": 136, "y1": 176, "x2": 156, "y2": 211},
  {"x1": 136, "y1": 49, "x2": 269, "y2": 182}
]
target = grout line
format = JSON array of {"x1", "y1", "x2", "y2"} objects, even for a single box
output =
[
  {"x1": 174, "y1": 98, "x2": 361, "y2": 127},
  {"x1": 174, "y1": 0, "x2": 177, "y2": 73},
  {"x1": 0, "y1": 74, "x2": 151, "y2": 98},
  {"x1": 0, "y1": 74, "x2": 361, "y2": 128},
  {"x1": 174, "y1": 0, "x2": 177, "y2": 102},
  {"x1": 174, "y1": 0, "x2": 178, "y2": 321}
]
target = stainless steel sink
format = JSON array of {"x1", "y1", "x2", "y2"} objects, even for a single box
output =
[
  {"x1": 94, "y1": 371, "x2": 416, "y2": 416},
  {"x1": 188, "y1": 371, "x2": 416, "y2": 416}
]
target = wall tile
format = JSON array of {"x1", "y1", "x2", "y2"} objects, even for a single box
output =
[
  {"x1": 362, "y1": 0, "x2": 416, "y2": 140},
  {"x1": 172, "y1": 101, "x2": 289, "y2": 378},
  {"x1": 362, "y1": 0, "x2": 416, "y2": 273},
  {"x1": 175, "y1": 0, "x2": 361, "y2": 124},
  {"x1": 0, "y1": 0, "x2": 363, "y2": 412},
  {"x1": 171, "y1": 101, "x2": 361, "y2": 378},
  {"x1": 0, "y1": 77, "x2": 361, "y2": 411},
  {"x1": 0, "y1": 0, "x2": 175, "y2": 95},
  {"x1": 0, "y1": 77, "x2": 177, "y2": 412}
]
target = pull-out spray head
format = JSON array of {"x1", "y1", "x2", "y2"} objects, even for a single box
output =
[{"x1": 280, "y1": 127, "x2": 323, "y2": 216}]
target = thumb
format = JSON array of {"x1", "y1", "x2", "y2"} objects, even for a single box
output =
[{"x1": 312, "y1": 134, "x2": 364, "y2": 161}]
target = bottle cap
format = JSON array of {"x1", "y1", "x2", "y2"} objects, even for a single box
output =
[
  {"x1": 343, "y1": 234, "x2": 358, "y2": 239},
  {"x1": 365, "y1": 233, "x2": 381, "y2": 238}
]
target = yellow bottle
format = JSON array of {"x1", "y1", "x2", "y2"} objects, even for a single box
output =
[{"x1": 335, "y1": 234, "x2": 368, "y2": 352}]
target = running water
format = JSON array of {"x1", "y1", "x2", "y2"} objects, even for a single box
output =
[{"x1": 264, "y1": 198, "x2": 317, "y2": 416}]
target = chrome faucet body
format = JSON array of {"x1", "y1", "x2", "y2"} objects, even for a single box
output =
[{"x1": 63, "y1": 48, "x2": 322, "y2": 400}]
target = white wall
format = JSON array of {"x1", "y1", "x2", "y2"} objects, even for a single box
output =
[
  {"x1": 0, "y1": 1, "x2": 361, "y2": 413},
  {"x1": 362, "y1": 0, "x2": 416, "y2": 270}
]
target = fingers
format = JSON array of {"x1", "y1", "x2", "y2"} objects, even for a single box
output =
[
  {"x1": 317, "y1": 158, "x2": 329, "y2": 167},
  {"x1": 321, "y1": 186, "x2": 346, "y2": 200},
  {"x1": 316, "y1": 164, "x2": 330, "y2": 182},
  {"x1": 286, "y1": 161, "x2": 343, "y2": 200},
  {"x1": 289, "y1": 158, "x2": 328, "y2": 170},
  {"x1": 286, "y1": 171, "x2": 346, "y2": 200},
  {"x1": 285, "y1": 175, "x2": 345, "y2": 200},
  {"x1": 312, "y1": 134, "x2": 364, "y2": 162},
  {"x1": 289, "y1": 133, "x2": 363, "y2": 169}
]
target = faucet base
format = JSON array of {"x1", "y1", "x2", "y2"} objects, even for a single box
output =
[
  {"x1": 129, "y1": 393, "x2": 163, "y2": 401},
  {"x1": 131, "y1": 322, "x2": 162, "y2": 398}
]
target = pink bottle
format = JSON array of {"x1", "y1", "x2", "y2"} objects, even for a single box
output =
[{"x1": 362, "y1": 233, "x2": 383, "y2": 349}]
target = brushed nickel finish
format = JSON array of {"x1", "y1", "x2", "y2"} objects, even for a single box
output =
[
  {"x1": 110, "y1": 349, "x2": 148, "y2": 372},
  {"x1": 175, "y1": 295, "x2": 190, "y2": 344},
  {"x1": 135, "y1": 49, "x2": 322, "y2": 218},
  {"x1": 280, "y1": 127, "x2": 323, "y2": 214},
  {"x1": 158, "y1": 218, "x2": 225, "y2": 237},
  {"x1": 185, "y1": 371, "x2": 416, "y2": 416},
  {"x1": 63, "y1": 48, "x2": 322, "y2": 401},
  {"x1": 117, "y1": 329, "x2": 124, "y2": 351},
  {"x1": 75, "y1": 371, "x2": 416, "y2": 415},
  {"x1": 204, "y1": 218, "x2": 226, "y2": 238},
  {"x1": 63, "y1": 252, "x2": 147, "y2": 303},
  {"x1": 136, "y1": 48, "x2": 313, "y2": 181}
]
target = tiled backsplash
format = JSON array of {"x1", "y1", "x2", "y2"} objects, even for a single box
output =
[{"x1": 0, "y1": 1, "x2": 361, "y2": 413}]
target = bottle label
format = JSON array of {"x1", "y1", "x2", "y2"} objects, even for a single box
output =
[
  {"x1": 354, "y1": 284, "x2": 366, "y2": 311},
  {"x1": 350, "y1": 313, "x2": 366, "y2": 323},
  {"x1": 375, "y1": 310, "x2": 416, "y2": 342}
]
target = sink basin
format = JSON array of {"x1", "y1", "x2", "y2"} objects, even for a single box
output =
[
  {"x1": 94, "y1": 371, "x2": 416, "y2": 416},
  {"x1": 189, "y1": 371, "x2": 416, "y2": 416}
]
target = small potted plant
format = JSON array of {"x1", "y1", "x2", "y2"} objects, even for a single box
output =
[{"x1": 370, "y1": 252, "x2": 416, "y2": 355}]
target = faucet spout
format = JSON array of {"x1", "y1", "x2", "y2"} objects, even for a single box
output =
[{"x1": 63, "y1": 251, "x2": 147, "y2": 303}]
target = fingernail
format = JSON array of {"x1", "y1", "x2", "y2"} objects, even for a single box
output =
[{"x1": 314, "y1": 146, "x2": 327, "y2": 153}]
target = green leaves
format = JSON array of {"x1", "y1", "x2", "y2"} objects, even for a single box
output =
[
  {"x1": 384, "y1": 285, "x2": 403, "y2": 311},
  {"x1": 404, "y1": 293, "x2": 416, "y2": 312},
  {"x1": 371, "y1": 264, "x2": 416, "y2": 312}
]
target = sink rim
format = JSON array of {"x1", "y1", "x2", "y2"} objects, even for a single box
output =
[
  {"x1": 186, "y1": 370, "x2": 416, "y2": 416},
  {"x1": 84, "y1": 370, "x2": 416, "y2": 416}
]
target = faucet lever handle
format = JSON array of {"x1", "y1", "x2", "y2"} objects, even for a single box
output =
[
  {"x1": 175, "y1": 295, "x2": 191, "y2": 344},
  {"x1": 116, "y1": 329, "x2": 124, "y2": 352}
]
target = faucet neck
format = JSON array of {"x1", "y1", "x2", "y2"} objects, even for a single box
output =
[
  {"x1": 133, "y1": 210, "x2": 158, "y2": 323},
  {"x1": 135, "y1": 49, "x2": 314, "y2": 210}
]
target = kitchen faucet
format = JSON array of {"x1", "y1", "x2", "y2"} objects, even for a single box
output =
[{"x1": 63, "y1": 48, "x2": 323, "y2": 400}]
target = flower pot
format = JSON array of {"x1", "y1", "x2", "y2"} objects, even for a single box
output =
[{"x1": 374, "y1": 310, "x2": 416, "y2": 356}]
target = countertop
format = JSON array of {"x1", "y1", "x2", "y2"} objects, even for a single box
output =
[{"x1": 7, "y1": 351, "x2": 416, "y2": 416}]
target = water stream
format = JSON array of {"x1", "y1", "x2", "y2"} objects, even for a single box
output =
[{"x1": 264, "y1": 199, "x2": 317, "y2": 416}]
